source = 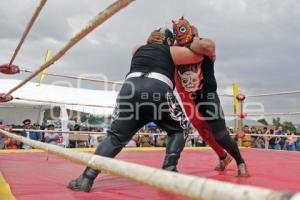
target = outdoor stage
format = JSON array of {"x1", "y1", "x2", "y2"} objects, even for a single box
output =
[{"x1": 0, "y1": 148, "x2": 299, "y2": 200}]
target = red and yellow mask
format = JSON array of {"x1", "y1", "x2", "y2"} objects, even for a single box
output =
[{"x1": 172, "y1": 16, "x2": 194, "y2": 46}]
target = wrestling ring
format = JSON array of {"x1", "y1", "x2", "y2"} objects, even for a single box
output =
[{"x1": 1, "y1": 0, "x2": 300, "y2": 199}]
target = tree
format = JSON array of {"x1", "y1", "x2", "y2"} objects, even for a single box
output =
[
  {"x1": 272, "y1": 117, "x2": 282, "y2": 129},
  {"x1": 272, "y1": 117, "x2": 296, "y2": 131},
  {"x1": 282, "y1": 121, "x2": 296, "y2": 132}
]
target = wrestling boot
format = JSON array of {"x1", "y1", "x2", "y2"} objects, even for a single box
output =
[
  {"x1": 215, "y1": 153, "x2": 233, "y2": 171},
  {"x1": 162, "y1": 132, "x2": 185, "y2": 172},
  {"x1": 68, "y1": 167, "x2": 99, "y2": 192},
  {"x1": 237, "y1": 163, "x2": 250, "y2": 177},
  {"x1": 162, "y1": 153, "x2": 179, "y2": 172}
]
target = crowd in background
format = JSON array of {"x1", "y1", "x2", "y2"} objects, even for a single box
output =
[
  {"x1": 1, "y1": 119, "x2": 300, "y2": 152},
  {"x1": 237, "y1": 125, "x2": 300, "y2": 151}
]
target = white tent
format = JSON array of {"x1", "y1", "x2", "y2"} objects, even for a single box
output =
[{"x1": 0, "y1": 79, "x2": 118, "y2": 125}]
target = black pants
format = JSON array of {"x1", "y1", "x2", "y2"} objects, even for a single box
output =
[
  {"x1": 83, "y1": 77, "x2": 188, "y2": 180},
  {"x1": 195, "y1": 91, "x2": 244, "y2": 164}
]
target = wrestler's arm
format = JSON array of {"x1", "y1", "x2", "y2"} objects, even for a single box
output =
[
  {"x1": 170, "y1": 46, "x2": 203, "y2": 65},
  {"x1": 189, "y1": 37, "x2": 216, "y2": 61}
]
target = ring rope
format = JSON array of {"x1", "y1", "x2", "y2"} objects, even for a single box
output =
[
  {"x1": 10, "y1": 129, "x2": 300, "y2": 138},
  {"x1": 18, "y1": 68, "x2": 300, "y2": 99},
  {"x1": 21, "y1": 69, "x2": 123, "y2": 85},
  {"x1": 227, "y1": 112, "x2": 300, "y2": 117},
  {"x1": 20, "y1": 69, "x2": 233, "y2": 96},
  {"x1": 246, "y1": 90, "x2": 300, "y2": 98},
  {"x1": 14, "y1": 97, "x2": 115, "y2": 108},
  {"x1": 8, "y1": 0, "x2": 47, "y2": 66},
  {"x1": 5, "y1": 0, "x2": 134, "y2": 97},
  {"x1": 18, "y1": 69, "x2": 235, "y2": 96},
  {"x1": 0, "y1": 129, "x2": 294, "y2": 200},
  {"x1": 12, "y1": 97, "x2": 300, "y2": 117},
  {"x1": 16, "y1": 69, "x2": 300, "y2": 98}
]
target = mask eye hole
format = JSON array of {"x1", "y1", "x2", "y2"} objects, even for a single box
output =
[{"x1": 179, "y1": 26, "x2": 187, "y2": 33}]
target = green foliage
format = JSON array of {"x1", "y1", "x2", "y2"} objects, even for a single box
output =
[
  {"x1": 272, "y1": 117, "x2": 296, "y2": 131},
  {"x1": 87, "y1": 115, "x2": 105, "y2": 124},
  {"x1": 272, "y1": 117, "x2": 281, "y2": 129},
  {"x1": 81, "y1": 115, "x2": 112, "y2": 128},
  {"x1": 282, "y1": 121, "x2": 296, "y2": 132}
]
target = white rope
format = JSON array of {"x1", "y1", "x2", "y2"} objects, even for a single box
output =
[
  {"x1": 12, "y1": 129, "x2": 300, "y2": 138},
  {"x1": 227, "y1": 112, "x2": 300, "y2": 117},
  {"x1": 11, "y1": 129, "x2": 167, "y2": 136},
  {"x1": 233, "y1": 133, "x2": 300, "y2": 138},
  {"x1": 21, "y1": 69, "x2": 234, "y2": 97},
  {"x1": 247, "y1": 112, "x2": 300, "y2": 116},
  {"x1": 21, "y1": 69, "x2": 123, "y2": 85},
  {"x1": 0, "y1": 129, "x2": 294, "y2": 200},
  {"x1": 246, "y1": 90, "x2": 300, "y2": 98},
  {"x1": 219, "y1": 94, "x2": 234, "y2": 97},
  {"x1": 14, "y1": 97, "x2": 115, "y2": 108},
  {"x1": 12, "y1": 128, "x2": 105, "y2": 135}
]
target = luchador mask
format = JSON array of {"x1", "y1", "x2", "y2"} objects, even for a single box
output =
[{"x1": 172, "y1": 16, "x2": 194, "y2": 46}]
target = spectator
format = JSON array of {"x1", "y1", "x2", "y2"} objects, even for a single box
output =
[
  {"x1": 286, "y1": 130, "x2": 296, "y2": 151},
  {"x1": 132, "y1": 134, "x2": 141, "y2": 147},
  {"x1": 250, "y1": 126, "x2": 257, "y2": 134},
  {"x1": 0, "y1": 134, "x2": 4, "y2": 149},
  {"x1": 152, "y1": 128, "x2": 160, "y2": 146},
  {"x1": 275, "y1": 126, "x2": 287, "y2": 150},
  {"x1": 250, "y1": 126, "x2": 258, "y2": 147},
  {"x1": 241, "y1": 132, "x2": 252, "y2": 148},
  {"x1": 139, "y1": 135, "x2": 153, "y2": 147},
  {"x1": 156, "y1": 134, "x2": 166, "y2": 147},
  {"x1": 243, "y1": 125, "x2": 250, "y2": 134},
  {"x1": 20, "y1": 119, "x2": 42, "y2": 149},
  {"x1": 262, "y1": 127, "x2": 268, "y2": 134},
  {"x1": 125, "y1": 136, "x2": 137, "y2": 147},
  {"x1": 0, "y1": 121, "x2": 5, "y2": 149},
  {"x1": 254, "y1": 129, "x2": 265, "y2": 149},
  {"x1": 268, "y1": 129, "x2": 281, "y2": 150},
  {"x1": 44, "y1": 124, "x2": 59, "y2": 145},
  {"x1": 295, "y1": 132, "x2": 300, "y2": 151}
]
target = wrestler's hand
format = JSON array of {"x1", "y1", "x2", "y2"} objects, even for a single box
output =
[
  {"x1": 191, "y1": 25, "x2": 199, "y2": 37},
  {"x1": 147, "y1": 30, "x2": 164, "y2": 44}
]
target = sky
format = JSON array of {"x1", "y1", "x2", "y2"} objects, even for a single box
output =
[{"x1": 0, "y1": 0, "x2": 300, "y2": 124}]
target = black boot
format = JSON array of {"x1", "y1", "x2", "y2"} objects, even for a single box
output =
[
  {"x1": 68, "y1": 167, "x2": 99, "y2": 192},
  {"x1": 162, "y1": 153, "x2": 180, "y2": 172},
  {"x1": 162, "y1": 132, "x2": 185, "y2": 172}
]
